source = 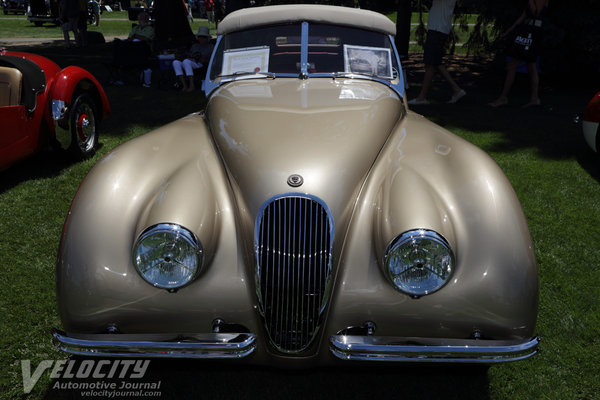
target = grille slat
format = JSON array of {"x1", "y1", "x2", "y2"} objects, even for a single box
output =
[{"x1": 256, "y1": 195, "x2": 333, "y2": 353}]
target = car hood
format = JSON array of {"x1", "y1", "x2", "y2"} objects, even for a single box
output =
[{"x1": 205, "y1": 78, "x2": 404, "y2": 220}]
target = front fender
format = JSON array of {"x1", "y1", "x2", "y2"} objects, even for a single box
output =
[
  {"x1": 50, "y1": 66, "x2": 110, "y2": 118},
  {"x1": 49, "y1": 66, "x2": 110, "y2": 150},
  {"x1": 56, "y1": 114, "x2": 257, "y2": 335},
  {"x1": 325, "y1": 112, "x2": 538, "y2": 342}
]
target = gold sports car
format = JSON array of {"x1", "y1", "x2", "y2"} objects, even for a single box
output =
[{"x1": 52, "y1": 5, "x2": 539, "y2": 365}]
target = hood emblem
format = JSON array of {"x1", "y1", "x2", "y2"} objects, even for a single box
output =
[{"x1": 287, "y1": 174, "x2": 304, "y2": 187}]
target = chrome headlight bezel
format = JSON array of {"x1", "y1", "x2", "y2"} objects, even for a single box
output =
[
  {"x1": 132, "y1": 223, "x2": 203, "y2": 290},
  {"x1": 383, "y1": 229, "x2": 454, "y2": 297}
]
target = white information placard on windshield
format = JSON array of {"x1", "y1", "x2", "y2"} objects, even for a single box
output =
[
  {"x1": 222, "y1": 46, "x2": 270, "y2": 76},
  {"x1": 343, "y1": 45, "x2": 392, "y2": 79}
]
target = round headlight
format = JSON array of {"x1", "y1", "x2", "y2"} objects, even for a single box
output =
[
  {"x1": 384, "y1": 229, "x2": 454, "y2": 297},
  {"x1": 133, "y1": 223, "x2": 203, "y2": 290}
]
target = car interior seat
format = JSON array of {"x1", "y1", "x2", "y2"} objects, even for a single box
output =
[{"x1": 0, "y1": 66, "x2": 23, "y2": 107}]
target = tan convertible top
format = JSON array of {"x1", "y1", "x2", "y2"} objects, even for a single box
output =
[{"x1": 217, "y1": 4, "x2": 396, "y2": 36}]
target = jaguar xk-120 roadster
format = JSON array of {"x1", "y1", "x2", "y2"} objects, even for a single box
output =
[{"x1": 52, "y1": 4, "x2": 539, "y2": 366}]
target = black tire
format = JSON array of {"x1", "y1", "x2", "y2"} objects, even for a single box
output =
[
  {"x1": 68, "y1": 93, "x2": 99, "y2": 159},
  {"x1": 88, "y1": 12, "x2": 99, "y2": 26},
  {"x1": 34, "y1": 21, "x2": 43, "y2": 26}
]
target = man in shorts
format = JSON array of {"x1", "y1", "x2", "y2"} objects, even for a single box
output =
[{"x1": 408, "y1": 0, "x2": 466, "y2": 105}]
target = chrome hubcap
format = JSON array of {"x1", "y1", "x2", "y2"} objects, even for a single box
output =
[{"x1": 75, "y1": 103, "x2": 95, "y2": 152}]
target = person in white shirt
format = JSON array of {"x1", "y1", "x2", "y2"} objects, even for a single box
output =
[{"x1": 408, "y1": 0, "x2": 466, "y2": 105}]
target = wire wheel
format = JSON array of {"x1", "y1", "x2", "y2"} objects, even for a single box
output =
[{"x1": 69, "y1": 93, "x2": 98, "y2": 159}]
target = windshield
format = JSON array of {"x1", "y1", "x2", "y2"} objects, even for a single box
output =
[
  {"x1": 206, "y1": 22, "x2": 403, "y2": 95},
  {"x1": 306, "y1": 24, "x2": 397, "y2": 78},
  {"x1": 209, "y1": 24, "x2": 302, "y2": 78}
]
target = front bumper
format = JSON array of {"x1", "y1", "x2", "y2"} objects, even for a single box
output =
[
  {"x1": 27, "y1": 15, "x2": 57, "y2": 22},
  {"x1": 51, "y1": 329, "x2": 256, "y2": 359},
  {"x1": 52, "y1": 328, "x2": 539, "y2": 363},
  {"x1": 330, "y1": 335, "x2": 540, "y2": 363}
]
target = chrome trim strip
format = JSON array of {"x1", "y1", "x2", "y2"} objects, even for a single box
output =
[
  {"x1": 51, "y1": 329, "x2": 256, "y2": 359},
  {"x1": 203, "y1": 35, "x2": 222, "y2": 96},
  {"x1": 388, "y1": 33, "x2": 406, "y2": 96},
  {"x1": 330, "y1": 335, "x2": 540, "y2": 363},
  {"x1": 300, "y1": 22, "x2": 309, "y2": 79}
]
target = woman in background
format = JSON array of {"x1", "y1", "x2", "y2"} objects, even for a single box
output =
[{"x1": 489, "y1": 0, "x2": 549, "y2": 108}]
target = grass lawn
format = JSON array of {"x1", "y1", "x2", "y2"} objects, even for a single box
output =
[
  {"x1": 1, "y1": 21, "x2": 599, "y2": 400},
  {"x1": 0, "y1": 11, "x2": 216, "y2": 39}
]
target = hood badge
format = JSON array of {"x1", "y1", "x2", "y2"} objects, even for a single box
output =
[{"x1": 287, "y1": 174, "x2": 304, "y2": 187}]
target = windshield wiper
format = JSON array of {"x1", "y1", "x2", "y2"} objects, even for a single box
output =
[
  {"x1": 216, "y1": 71, "x2": 276, "y2": 79},
  {"x1": 331, "y1": 71, "x2": 381, "y2": 80}
]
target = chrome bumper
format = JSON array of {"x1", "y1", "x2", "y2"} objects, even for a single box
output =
[
  {"x1": 330, "y1": 335, "x2": 540, "y2": 363},
  {"x1": 51, "y1": 329, "x2": 256, "y2": 359}
]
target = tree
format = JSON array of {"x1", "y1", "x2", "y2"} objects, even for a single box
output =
[{"x1": 395, "y1": 0, "x2": 412, "y2": 60}]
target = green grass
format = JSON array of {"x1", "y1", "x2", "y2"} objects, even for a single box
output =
[
  {"x1": 0, "y1": 80, "x2": 208, "y2": 399},
  {"x1": 1, "y1": 34, "x2": 599, "y2": 400},
  {"x1": 0, "y1": 11, "x2": 216, "y2": 38}
]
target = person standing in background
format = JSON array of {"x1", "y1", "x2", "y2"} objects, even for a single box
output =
[
  {"x1": 408, "y1": 0, "x2": 466, "y2": 105},
  {"x1": 205, "y1": 0, "x2": 215, "y2": 25},
  {"x1": 59, "y1": 0, "x2": 81, "y2": 48},
  {"x1": 77, "y1": 0, "x2": 88, "y2": 47},
  {"x1": 488, "y1": 0, "x2": 549, "y2": 108}
]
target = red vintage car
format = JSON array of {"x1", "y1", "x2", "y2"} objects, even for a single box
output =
[{"x1": 0, "y1": 49, "x2": 110, "y2": 171}]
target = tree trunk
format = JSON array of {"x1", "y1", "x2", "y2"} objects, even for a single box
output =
[{"x1": 395, "y1": 0, "x2": 412, "y2": 60}]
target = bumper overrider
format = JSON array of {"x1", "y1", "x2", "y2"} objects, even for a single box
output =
[
  {"x1": 52, "y1": 329, "x2": 539, "y2": 363},
  {"x1": 51, "y1": 100, "x2": 73, "y2": 150}
]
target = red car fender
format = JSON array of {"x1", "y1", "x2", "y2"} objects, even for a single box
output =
[
  {"x1": 584, "y1": 91, "x2": 600, "y2": 123},
  {"x1": 50, "y1": 66, "x2": 111, "y2": 120}
]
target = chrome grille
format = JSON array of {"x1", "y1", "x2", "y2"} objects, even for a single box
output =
[{"x1": 255, "y1": 195, "x2": 333, "y2": 353}]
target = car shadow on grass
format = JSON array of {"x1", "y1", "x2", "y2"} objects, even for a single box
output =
[
  {"x1": 42, "y1": 360, "x2": 490, "y2": 400},
  {"x1": 0, "y1": 147, "x2": 95, "y2": 195},
  {"x1": 405, "y1": 54, "x2": 598, "y2": 155},
  {"x1": 412, "y1": 100, "x2": 600, "y2": 184},
  {"x1": 405, "y1": 54, "x2": 600, "y2": 183}
]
